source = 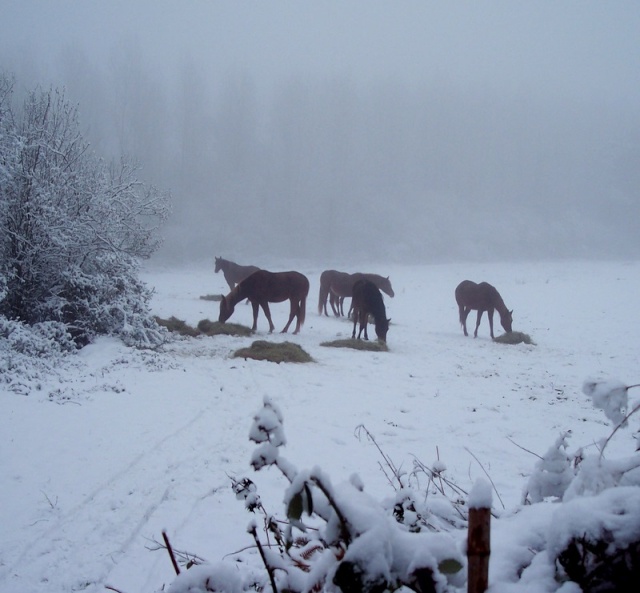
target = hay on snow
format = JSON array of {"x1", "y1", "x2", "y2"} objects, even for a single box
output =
[
  {"x1": 320, "y1": 338, "x2": 389, "y2": 352},
  {"x1": 493, "y1": 331, "x2": 536, "y2": 345},
  {"x1": 233, "y1": 340, "x2": 313, "y2": 363},
  {"x1": 154, "y1": 316, "x2": 252, "y2": 337}
]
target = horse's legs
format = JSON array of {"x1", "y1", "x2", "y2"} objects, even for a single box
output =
[
  {"x1": 260, "y1": 301, "x2": 276, "y2": 333},
  {"x1": 357, "y1": 310, "x2": 369, "y2": 340},
  {"x1": 251, "y1": 301, "x2": 260, "y2": 331},
  {"x1": 488, "y1": 308, "x2": 495, "y2": 339},
  {"x1": 474, "y1": 310, "x2": 483, "y2": 338},
  {"x1": 282, "y1": 298, "x2": 298, "y2": 333},
  {"x1": 319, "y1": 284, "x2": 329, "y2": 316},
  {"x1": 330, "y1": 292, "x2": 340, "y2": 316},
  {"x1": 351, "y1": 309, "x2": 358, "y2": 339},
  {"x1": 459, "y1": 305, "x2": 470, "y2": 336}
]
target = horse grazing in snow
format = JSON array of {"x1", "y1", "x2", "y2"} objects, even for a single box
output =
[
  {"x1": 351, "y1": 279, "x2": 390, "y2": 343},
  {"x1": 219, "y1": 270, "x2": 309, "y2": 334},
  {"x1": 455, "y1": 280, "x2": 513, "y2": 339}
]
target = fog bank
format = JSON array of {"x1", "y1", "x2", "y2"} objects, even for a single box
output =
[{"x1": 1, "y1": 1, "x2": 638, "y2": 265}]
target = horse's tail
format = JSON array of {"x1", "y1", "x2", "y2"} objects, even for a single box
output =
[
  {"x1": 299, "y1": 293, "x2": 307, "y2": 328},
  {"x1": 318, "y1": 281, "x2": 329, "y2": 315},
  {"x1": 458, "y1": 306, "x2": 464, "y2": 326}
]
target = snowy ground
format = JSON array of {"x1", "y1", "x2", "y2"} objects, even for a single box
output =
[{"x1": 1, "y1": 259, "x2": 638, "y2": 592}]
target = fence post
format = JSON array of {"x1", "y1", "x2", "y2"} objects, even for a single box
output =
[{"x1": 467, "y1": 479, "x2": 492, "y2": 593}]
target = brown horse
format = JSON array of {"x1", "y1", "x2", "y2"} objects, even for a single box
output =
[
  {"x1": 318, "y1": 270, "x2": 353, "y2": 316},
  {"x1": 215, "y1": 256, "x2": 260, "y2": 291},
  {"x1": 219, "y1": 270, "x2": 309, "y2": 334},
  {"x1": 351, "y1": 279, "x2": 390, "y2": 342},
  {"x1": 318, "y1": 270, "x2": 395, "y2": 317},
  {"x1": 455, "y1": 280, "x2": 513, "y2": 339}
]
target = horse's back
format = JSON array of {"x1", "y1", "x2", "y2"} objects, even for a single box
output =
[
  {"x1": 353, "y1": 279, "x2": 384, "y2": 311},
  {"x1": 244, "y1": 269, "x2": 308, "y2": 301},
  {"x1": 455, "y1": 280, "x2": 499, "y2": 308}
]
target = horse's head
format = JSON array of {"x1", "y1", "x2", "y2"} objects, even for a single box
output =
[
  {"x1": 500, "y1": 309, "x2": 513, "y2": 333},
  {"x1": 214, "y1": 257, "x2": 222, "y2": 273},
  {"x1": 381, "y1": 276, "x2": 395, "y2": 298},
  {"x1": 374, "y1": 317, "x2": 391, "y2": 343},
  {"x1": 219, "y1": 295, "x2": 234, "y2": 323}
]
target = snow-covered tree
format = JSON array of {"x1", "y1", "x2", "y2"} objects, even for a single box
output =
[{"x1": 0, "y1": 71, "x2": 170, "y2": 347}]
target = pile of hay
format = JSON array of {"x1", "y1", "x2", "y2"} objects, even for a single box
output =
[
  {"x1": 233, "y1": 340, "x2": 313, "y2": 363},
  {"x1": 197, "y1": 319, "x2": 253, "y2": 337},
  {"x1": 154, "y1": 316, "x2": 200, "y2": 337},
  {"x1": 493, "y1": 331, "x2": 536, "y2": 345},
  {"x1": 320, "y1": 338, "x2": 388, "y2": 352},
  {"x1": 154, "y1": 316, "x2": 252, "y2": 337}
]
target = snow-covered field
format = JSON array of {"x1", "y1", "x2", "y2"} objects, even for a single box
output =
[{"x1": 1, "y1": 259, "x2": 638, "y2": 592}]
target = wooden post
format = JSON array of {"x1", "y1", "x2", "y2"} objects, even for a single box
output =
[
  {"x1": 467, "y1": 506, "x2": 491, "y2": 593},
  {"x1": 467, "y1": 478, "x2": 492, "y2": 593}
]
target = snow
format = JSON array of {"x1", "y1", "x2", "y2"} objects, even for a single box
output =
[
  {"x1": 469, "y1": 478, "x2": 493, "y2": 509},
  {"x1": 1, "y1": 259, "x2": 639, "y2": 592}
]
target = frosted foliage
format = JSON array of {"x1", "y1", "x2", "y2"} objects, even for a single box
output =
[
  {"x1": 0, "y1": 74, "x2": 169, "y2": 349},
  {"x1": 250, "y1": 442, "x2": 280, "y2": 471},
  {"x1": 548, "y1": 486, "x2": 640, "y2": 561},
  {"x1": 563, "y1": 454, "x2": 640, "y2": 501},
  {"x1": 0, "y1": 317, "x2": 77, "y2": 394},
  {"x1": 249, "y1": 397, "x2": 286, "y2": 446},
  {"x1": 583, "y1": 378, "x2": 628, "y2": 426},
  {"x1": 166, "y1": 562, "x2": 244, "y2": 593},
  {"x1": 523, "y1": 433, "x2": 574, "y2": 504}
]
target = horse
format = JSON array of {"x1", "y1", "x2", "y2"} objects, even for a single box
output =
[
  {"x1": 455, "y1": 280, "x2": 513, "y2": 339},
  {"x1": 318, "y1": 270, "x2": 353, "y2": 316},
  {"x1": 351, "y1": 279, "x2": 390, "y2": 342},
  {"x1": 219, "y1": 270, "x2": 309, "y2": 334},
  {"x1": 214, "y1": 256, "x2": 260, "y2": 291},
  {"x1": 346, "y1": 273, "x2": 395, "y2": 318},
  {"x1": 318, "y1": 270, "x2": 395, "y2": 317}
]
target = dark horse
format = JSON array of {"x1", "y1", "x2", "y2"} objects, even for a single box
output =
[
  {"x1": 318, "y1": 270, "x2": 395, "y2": 317},
  {"x1": 219, "y1": 270, "x2": 309, "y2": 334},
  {"x1": 351, "y1": 279, "x2": 390, "y2": 342},
  {"x1": 214, "y1": 256, "x2": 260, "y2": 291},
  {"x1": 455, "y1": 280, "x2": 513, "y2": 339}
]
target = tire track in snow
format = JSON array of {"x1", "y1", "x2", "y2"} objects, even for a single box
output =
[{"x1": 2, "y1": 399, "x2": 245, "y2": 593}]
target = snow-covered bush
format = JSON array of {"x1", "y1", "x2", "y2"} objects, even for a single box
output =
[
  {"x1": 166, "y1": 397, "x2": 465, "y2": 593},
  {"x1": 159, "y1": 379, "x2": 640, "y2": 593},
  {"x1": 0, "y1": 316, "x2": 77, "y2": 394},
  {"x1": 0, "y1": 71, "x2": 170, "y2": 349},
  {"x1": 540, "y1": 379, "x2": 640, "y2": 592},
  {"x1": 522, "y1": 432, "x2": 575, "y2": 504}
]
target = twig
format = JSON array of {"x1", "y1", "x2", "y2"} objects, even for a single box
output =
[
  {"x1": 506, "y1": 437, "x2": 543, "y2": 460},
  {"x1": 163, "y1": 531, "x2": 181, "y2": 575},
  {"x1": 105, "y1": 586, "x2": 127, "y2": 593},
  {"x1": 436, "y1": 446, "x2": 446, "y2": 494},
  {"x1": 355, "y1": 424, "x2": 404, "y2": 490},
  {"x1": 250, "y1": 524, "x2": 279, "y2": 593},
  {"x1": 464, "y1": 447, "x2": 506, "y2": 510},
  {"x1": 41, "y1": 490, "x2": 58, "y2": 510},
  {"x1": 599, "y1": 400, "x2": 640, "y2": 459},
  {"x1": 145, "y1": 536, "x2": 207, "y2": 566}
]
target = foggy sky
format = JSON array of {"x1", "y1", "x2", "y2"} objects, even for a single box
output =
[{"x1": 1, "y1": 1, "x2": 639, "y2": 264}]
